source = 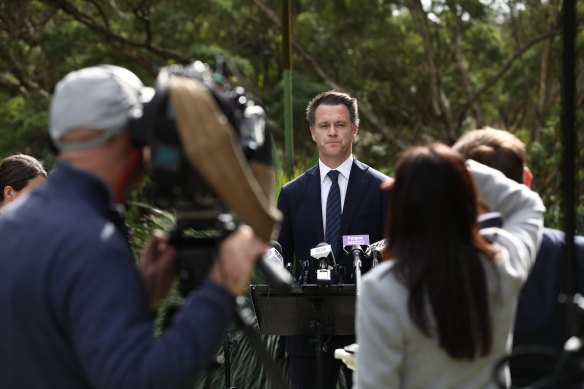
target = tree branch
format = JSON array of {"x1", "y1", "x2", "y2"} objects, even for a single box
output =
[
  {"x1": 0, "y1": 77, "x2": 28, "y2": 95},
  {"x1": 405, "y1": 0, "x2": 454, "y2": 140},
  {"x1": 0, "y1": 41, "x2": 51, "y2": 98},
  {"x1": 87, "y1": 0, "x2": 110, "y2": 29},
  {"x1": 451, "y1": 20, "x2": 484, "y2": 128},
  {"x1": 455, "y1": 28, "x2": 562, "y2": 132},
  {"x1": 40, "y1": 0, "x2": 192, "y2": 75},
  {"x1": 250, "y1": 0, "x2": 407, "y2": 150}
]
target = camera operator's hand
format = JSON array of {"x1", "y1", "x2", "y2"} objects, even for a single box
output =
[
  {"x1": 209, "y1": 225, "x2": 266, "y2": 296},
  {"x1": 140, "y1": 230, "x2": 177, "y2": 311}
]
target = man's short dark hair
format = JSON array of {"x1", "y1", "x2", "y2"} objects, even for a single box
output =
[
  {"x1": 453, "y1": 127, "x2": 526, "y2": 184},
  {"x1": 305, "y1": 91, "x2": 359, "y2": 128}
]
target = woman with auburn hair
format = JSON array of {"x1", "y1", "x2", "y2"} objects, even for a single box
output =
[
  {"x1": 0, "y1": 154, "x2": 47, "y2": 209},
  {"x1": 354, "y1": 143, "x2": 545, "y2": 388}
]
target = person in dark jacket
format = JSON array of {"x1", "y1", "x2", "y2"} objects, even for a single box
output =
[
  {"x1": 0, "y1": 65, "x2": 266, "y2": 389},
  {"x1": 277, "y1": 91, "x2": 390, "y2": 389},
  {"x1": 453, "y1": 127, "x2": 584, "y2": 387}
]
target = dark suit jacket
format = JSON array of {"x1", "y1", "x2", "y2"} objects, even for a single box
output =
[
  {"x1": 277, "y1": 158, "x2": 390, "y2": 356},
  {"x1": 511, "y1": 227, "x2": 584, "y2": 386},
  {"x1": 480, "y1": 215, "x2": 584, "y2": 386}
]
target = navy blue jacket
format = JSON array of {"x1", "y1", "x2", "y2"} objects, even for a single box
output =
[
  {"x1": 0, "y1": 161, "x2": 234, "y2": 389},
  {"x1": 277, "y1": 159, "x2": 390, "y2": 356},
  {"x1": 277, "y1": 159, "x2": 390, "y2": 284},
  {"x1": 511, "y1": 227, "x2": 584, "y2": 385},
  {"x1": 479, "y1": 214, "x2": 584, "y2": 385}
]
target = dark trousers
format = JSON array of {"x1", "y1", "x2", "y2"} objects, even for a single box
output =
[{"x1": 288, "y1": 353, "x2": 353, "y2": 389}]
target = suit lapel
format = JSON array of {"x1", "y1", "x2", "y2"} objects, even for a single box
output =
[
  {"x1": 305, "y1": 166, "x2": 324, "y2": 243},
  {"x1": 342, "y1": 160, "x2": 371, "y2": 235}
]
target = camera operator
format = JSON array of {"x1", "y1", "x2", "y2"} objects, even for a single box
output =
[{"x1": 0, "y1": 65, "x2": 266, "y2": 389}]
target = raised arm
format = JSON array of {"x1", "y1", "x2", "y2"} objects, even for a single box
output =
[{"x1": 469, "y1": 160, "x2": 545, "y2": 279}]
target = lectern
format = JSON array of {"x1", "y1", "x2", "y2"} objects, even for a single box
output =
[{"x1": 250, "y1": 284, "x2": 356, "y2": 389}]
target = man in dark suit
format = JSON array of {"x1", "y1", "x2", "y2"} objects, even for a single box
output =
[
  {"x1": 453, "y1": 127, "x2": 584, "y2": 387},
  {"x1": 277, "y1": 91, "x2": 390, "y2": 389}
]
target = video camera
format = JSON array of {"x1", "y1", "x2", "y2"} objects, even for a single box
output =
[
  {"x1": 128, "y1": 61, "x2": 282, "y2": 295},
  {"x1": 127, "y1": 62, "x2": 291, "y2": 389}
]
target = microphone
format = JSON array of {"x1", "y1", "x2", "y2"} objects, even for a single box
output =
[
  {"x1": 310, "y1": 242, "x2": 336, "y2": 284},
  {"x1": 310, "y1": 242, "x2": 337, "y2": 266},
  {"x1": 366, "y1": 238, "x2": 389, "y2": 267},
  {"x1": 342, "y1": 234, "x2": 370, "y2": 260},
  {"x1": 266, "y1": 241, "x2": 295, "y2": 278},
  {"x1": 257, "y1": 240, "x2": 293, "y2": 288},
  {"x1": 343, "y1": 235, "x2": 369, "y2": 294},
  {"x1": 264, "y1": 240, "x2": 284, "y2": 267},
  {"x1": 299, "y1": 259, "x2": 311, "y2": 286}
]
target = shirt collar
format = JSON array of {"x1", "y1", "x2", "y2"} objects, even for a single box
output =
[{"x1": 319, "y1": 155, "x2": 353, "y2": 184}]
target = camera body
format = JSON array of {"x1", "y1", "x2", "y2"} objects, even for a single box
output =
[
  {"x1": 129, "y1": 61, "x2": 268, "y2": 222},
  {"x1": 128, "y1": 61, "x2": 274, "y2": 294}
]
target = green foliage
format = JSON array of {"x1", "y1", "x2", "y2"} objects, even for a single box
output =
[
  {"x1": 126, "y1": 200, "x2": 177, "y2": 251},
  {"x1": 124, "y1": 196, "x2": 181, "y2": 337},
  {"x1": 189, "y1": 303, "x2": 288, "y2": 389},
  {"x1": 267, "y1": 74, "x2": 326, "y2": 162},
  {"x1": 0, "y1": 94, "x2": 54, "y2": 166},
  {"x1": 274, "y1": 151, "x2": 317, "y2": 199},
  {"x1": 1, "y1": 0, "x2": 579, "y2": 256},
  {"x1": 124, "y1": 197, "x2": 292, "y2": 389},
  {"x1": 0, "y1": 0, "x2": 582, "y2": 385}
]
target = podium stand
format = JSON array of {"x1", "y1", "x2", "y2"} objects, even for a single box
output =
[
  {"x1": 250, "y1": 284, "x2": 356, "y2": 336},
  {"x1": 250, "y1": 284, "x2": 356, "y2": 389}
]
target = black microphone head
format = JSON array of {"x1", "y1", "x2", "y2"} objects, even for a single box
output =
[
  {"x1": 268, "y1": 240, "x2": 282, "y2": 254},
  {"x1": 368, "y1": 239, "x2": 389, "y2": 255}
]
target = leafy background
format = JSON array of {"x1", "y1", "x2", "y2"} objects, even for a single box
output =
[{"x1": 0, "y1": 0, "x2": 582, "y2": 387}]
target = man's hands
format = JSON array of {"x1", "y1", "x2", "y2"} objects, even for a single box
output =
[
  {"x1": 209, "y1": 225, "x2": 266, "y2": 296},
  {"x1": 140, "y1": 225, "x2": 265, "y2": 308},
  {"x1": 140, "y1": 231, "x2": 176, "y2": 311}
]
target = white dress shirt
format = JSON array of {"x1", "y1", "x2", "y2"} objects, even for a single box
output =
[{"x1": 319, "y1": 155, "x2": 353, "y2": 236}]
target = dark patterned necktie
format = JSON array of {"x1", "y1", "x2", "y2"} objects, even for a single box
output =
[{"x1": 325, "y1": 170, "x2": 342, "y2": 256}]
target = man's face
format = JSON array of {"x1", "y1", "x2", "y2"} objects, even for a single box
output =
[{"x1": 310, "y1": 104, "x2": 358, "y2": 168}]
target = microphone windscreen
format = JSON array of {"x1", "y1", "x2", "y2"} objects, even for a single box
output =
[
  {"x1": 250, "y1": 161, "x2": 275, "y2": 207},
  {"x1": 169, "y1": 77, "x2": 282, "y2": 241},
  {"x1": 257, "y1": 253, "x2": 293, "y2": 288},
  {"x1": 312, "y1": 242, "x2": 336, "y2": 265}
]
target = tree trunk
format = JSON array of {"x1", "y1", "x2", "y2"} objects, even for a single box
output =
[
  {"x1": 250, "y1": 0, "x2": 407, "y2": 150},
  {"x1": 534, "y1": 0, "x2": 560, "y2": 142},
  {"x1": 453, "y1": 22, "x2": 484, "y2": 129},
  {"x1": 405, "y1": 0, "x2": 454, "y2": 140}
]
